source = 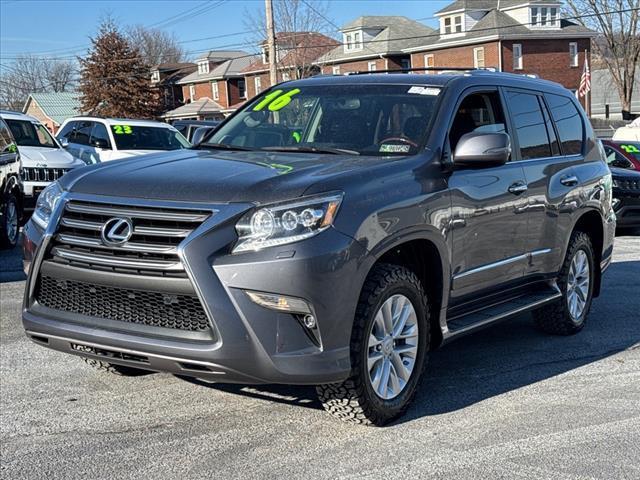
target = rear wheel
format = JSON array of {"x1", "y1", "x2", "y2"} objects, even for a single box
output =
[
  {"x1": 533, "y1": 232, "x2": 595, "y2": 335},
  {"x1": 1, "y1": 194, "x2": 19, "y2": 249},
  {"x1": 316, "y1": 264, "x2": 429, "y2": 426}
]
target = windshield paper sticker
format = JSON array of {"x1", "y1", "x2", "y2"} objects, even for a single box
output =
[
  {"x1": 380, "y1": 144, "x2": 411, "y2": 154},
  {"x1": 253, "y1": 89, "x2": 301, "y2": 112},
  {"x1": 407, "y1": 86, "x2": 440, "y2": 96},
  {"x1": 112, "y1": 125, "x2": 133, "y2": 135}
]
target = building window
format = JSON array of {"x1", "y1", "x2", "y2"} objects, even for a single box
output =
[
  {"x1": 550, "y1": 8, "x2": 558, "y2": 26},
  {"x1": 189, "y1": 85, "x2": 195, "y2": 102},
  {"x1": 254, "y1": 76, "x2": 262, "y2": 94},
  {"x1": 444, "y1": 17, "x2": 452, "y2": 34},
  {"x1": 401, "y1": 58, "x2": 411, "y2": 71},
  {"x1": 354, "y1": 31, "x2": 362, "y2": 49},
  {"x1": 531, "y1": 7, "x2": 539, "y2": 26},
  {"x1": 238, "y1": 79, "x2": 246, "y2": 99},
  {"x1": 454, "y1": 16, "x2": 463, "y2": 33},
  {"x1": 569, "y1": 42, "x2": 579, "y2": 67},
  {"x1": 474, "y1": 47, "x2": 485, "y2": 68},
  {"x1": 332, "y1": 66, "x2": 340, "y2": 75},
  {"x1": 151, "y1": 70, "x2": 160, "y2": 82},
  {"x1": 424, "y1": 54, "x2": 434, "y2": 68},
  {"x1": 344, "y1": 31, "x2": 363, "y2": 52},
  {"x1": 197, "y1": 61, "x2": 209, "y2": 75},
  {"x1": 368, "y1": 61, "x2": 377, "y2": 72},
  {"x1": 531, "y1": 7, "x2": 559, "y2": 27},
  {"x1": 513, "y1": 43, "x2": 523, "y2": 70},
  {"x1": 211, "y1": 82, "x2": 219, "y2": 100}
]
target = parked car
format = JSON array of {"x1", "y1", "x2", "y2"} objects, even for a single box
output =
[
  {"x1": 612, "y1": 125, "x2": 640, "y2": 142},
  {"x1": 22, "y1": 72, "x2": 615, "y2": 425},
  {"x1": 171, "y1": 120, "x2": 220, "y2": 142},
  {"x1": 610, "y1": 167, "x2": 640, "y2": 230},
  {"x1": 601, "y1": 139, "x2": 640, "y2": 170},
  {"x1": 0, "y1": 116, "x2": 22, "y2": 248},
  {"x1": 56, "y1": 117, "x2": 190, "y2": 164},
  {"x1": 1, "y1": 111, "x2": 85, "y2": 217}
]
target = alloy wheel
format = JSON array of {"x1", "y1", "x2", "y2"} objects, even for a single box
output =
[{"x1": 567, "y1": 249, "x2": 590, "y2": 321}]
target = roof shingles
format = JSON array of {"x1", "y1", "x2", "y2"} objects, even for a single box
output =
[{"x1": 24, "y1": 92, "x2": 80, "y2": 125}]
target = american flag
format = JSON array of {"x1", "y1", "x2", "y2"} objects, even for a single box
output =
[{"x1": 579, "y1": 54, "x2": 591, "y2": 98}]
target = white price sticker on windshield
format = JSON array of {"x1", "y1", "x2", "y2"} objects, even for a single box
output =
[{"x1": 408, "y1": 86, "x2": 440, "y2": 96}]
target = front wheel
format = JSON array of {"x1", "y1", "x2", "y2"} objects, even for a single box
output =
[
  {"x1": 316, "y1": 264, "x2": 429, "y2": 426},
  {"x1": 1, "y1": 194, "x2": 20, "y2": 249},
  {"x1": 533, "y1": 232, "x2": 595, "y2": 335}
]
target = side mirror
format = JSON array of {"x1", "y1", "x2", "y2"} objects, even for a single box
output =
[
  {"x1": 93, "y1": 138, "x2": 110, "y2": 150},
  {"x1": 58, "y1": 137, "x2": 69, "y2": 148},
  {"x1": 191, "y1": 126, "x2": 213, "y2": 146},
  {"x1": 453, "y1": 132, "x2": 511, "y2": 168}
]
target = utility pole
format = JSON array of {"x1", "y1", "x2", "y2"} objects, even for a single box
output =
[{"x1": 265, "y1": 0, "x2": 278, "y2": 86}]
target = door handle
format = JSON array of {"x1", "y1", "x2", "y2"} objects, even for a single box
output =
[
  {"x1": 508, "y1": 181, "x2": 528, "y2": 194},
  {"x1": 560, "y1": 175, "x2": 579, "y2": 187}
]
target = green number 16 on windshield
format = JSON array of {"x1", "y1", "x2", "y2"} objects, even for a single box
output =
[{"x1": 253, "y1": 89, "x2": 301, "y2": 112}]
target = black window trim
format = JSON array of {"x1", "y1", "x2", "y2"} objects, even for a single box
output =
[{"x1": 542, "y1": 91, "x2": 586, "y2": 158}]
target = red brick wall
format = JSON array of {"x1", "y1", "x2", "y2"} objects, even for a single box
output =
[
  {"x1": 226, "y1": 78, "x2": 246, "y2": 106},
  {"x1": 501, "y1": 38, "x2": 590, "y2": 92},
  {"x1": 410, "y1": 41, "x2": 500, "y2": 70},
  {"x1": 320, "y1": 56, "x2": 413, "y2": 75},
  {"x1": 244, "y1": 72, "x2": 271, "y2": 99},
  {"x1": 181, "y1": 82, "x2": 213, "y2": 103}
]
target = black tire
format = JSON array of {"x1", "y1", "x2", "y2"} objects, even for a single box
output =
[
  {"x1": 533, "y1": 231, "x2": 595, "y2": 335},
  {"x1": 82, "y1": 357, "x2": 151, "y2": 376},
  {"x1": 316, "y1": 264, "x2": 429, "y2": 426},
  {"x1": 0, "y1": 194, "x2": 20, "y2": 249}
]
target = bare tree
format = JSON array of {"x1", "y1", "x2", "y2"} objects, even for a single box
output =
[
  {"x1": 245, "y1": 0, "x2": 337, "y2": 79},
  {"x1": 126, "y1": 25, "x2": 186, "y2": 66},
  {"x1": 0, "y1": 55, "x2": 76, "y2": 110},
  {"x1": 566, "y1": 0, "x2": 640, "y2": 116}
]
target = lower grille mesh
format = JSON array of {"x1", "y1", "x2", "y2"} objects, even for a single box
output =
[{"x1": 36, "y1": 276, "x2": 210, "y2": 332}]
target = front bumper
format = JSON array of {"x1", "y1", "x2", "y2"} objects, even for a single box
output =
[
  {"x1": 21, "y1": 196, "x2": 368, "y2": 385},
  {"x1": 612, "y1": 193, "x2": 640, "y2": 228}
]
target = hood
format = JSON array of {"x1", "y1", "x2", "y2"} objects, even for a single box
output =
[
  {"x1": 61, "y1": 148, "x2": 398, "y2": 204},
  {"x1": 110, "y1": 150, "x2": 175, "y2": 160},
  {"x1": 19, "y1": 146, "x2": 83, "y2": 168}
]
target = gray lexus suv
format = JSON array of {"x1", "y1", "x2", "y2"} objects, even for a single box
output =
[{"x1": 22, "y1": 72, "x2": 615, "y2": 425}]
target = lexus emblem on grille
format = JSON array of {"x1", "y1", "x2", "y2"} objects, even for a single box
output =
[{"x1": 101, "y1": 217, "x2": 133, "y2": 246}]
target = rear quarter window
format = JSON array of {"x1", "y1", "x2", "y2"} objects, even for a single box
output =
[{"x1": 545, "y1": 93, "x2": 584, "y2": 155}]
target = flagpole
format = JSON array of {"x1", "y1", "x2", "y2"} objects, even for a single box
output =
[{"x1": 585, "y1": 49, "x2": 590, "y2": 117}]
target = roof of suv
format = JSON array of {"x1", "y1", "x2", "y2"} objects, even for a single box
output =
[
  {"x1": 282, "y1": 71, "x2": 569, "y2": 95},
  {"x1": 0, "y1": 110, "x2": 42, "y2": 122},
  {"x1": 64, "y1": 116, "x2": 175, "y2": 128}
]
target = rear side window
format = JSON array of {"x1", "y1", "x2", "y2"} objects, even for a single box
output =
[
  {"x1": 545, "y1": 93, "x2": 584, "y2": 155},
  {"x1": 68, "y1": 121, "x2": 93, "y2": 146},
  {"x1": 505, "y1": 91, "x2": 552, "y2": 160},
  {"x1": 57, "y1": 121, "x2": 77, "y2": 141},
  {"x1": 90, "y1": 122, "x2": 111, "y2": 148}
]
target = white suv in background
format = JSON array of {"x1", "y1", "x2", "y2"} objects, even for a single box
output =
[
  {"x1": 56, "y1": 117, "x2": 190, "y2": 164},
  {"x1": 0, "y1": 111, "x2": 84, "y2": 216}
]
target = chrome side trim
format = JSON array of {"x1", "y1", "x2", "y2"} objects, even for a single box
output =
[
  {"x1": 454, "y1": 248, "x2": 553, "y2": 280},
  {"x1": 51, "y1": 246, "x2": 183, "y2": 271},
  {"x1": 66, "y1": 202, "x2": 210, "y2": 222}
]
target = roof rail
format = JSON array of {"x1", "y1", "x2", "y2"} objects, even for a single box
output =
[{"x1": 345, "y1": 66, "x2": 497, "y2": 76}]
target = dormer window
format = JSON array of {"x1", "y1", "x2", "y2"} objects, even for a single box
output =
[
  {"x1": 442, "y1": 15, "x2": 463, "y2": 35},
  {"x1": 343, "y1": 31, "x2": 363, "y2": 52},
  {"x1": 197, "y1": 61, "x2": 209, "y2": 74},
  {"x1": 151, "y1": 70, "x2": 160, "y2": 82},
  {"x1": 531, "y1": 7, "x2": 559, "y2": 27}
]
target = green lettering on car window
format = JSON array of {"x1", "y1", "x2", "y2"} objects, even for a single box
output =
[
  {"x1": 112, "y1": 125, "x2": 133, "y2": 135},
  {"x1": 620, "y1": 144, "x2": 640, "y2": 154},
  {"x1": 252, "y1": 89, "x2": 301, "y2": 112}
]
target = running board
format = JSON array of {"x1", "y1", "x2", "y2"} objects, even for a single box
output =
[{"x1": 445, "y1": 285, "x2": 562, "y2": 339}]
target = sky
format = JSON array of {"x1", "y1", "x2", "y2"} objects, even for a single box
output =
[{"x1": 0, "y1": 0, "x2": 450, "y2": 66}]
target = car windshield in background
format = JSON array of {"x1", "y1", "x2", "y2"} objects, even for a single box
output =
[
  {"x1": 616, "y1": 142, "x2": 640, "y2": 160},
  {"x1": 6, "y1": 119, "x2": 57, "y2": 148},
  {"x1": 110, "y1": 125, "x2": 190, "y2": 151},
  {"x1": 205, "y1": 84, "x2": 442, "y2": 156}
]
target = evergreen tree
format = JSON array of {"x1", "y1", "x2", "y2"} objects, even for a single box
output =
[{"x1": 79, "y1": 20, "x2": 161, "y2": 118}]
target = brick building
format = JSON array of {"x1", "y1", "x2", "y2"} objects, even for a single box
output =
[
  {"x1": 405, "y1": 1, "x2": 595, "y2": 107},
  {"x1": 22, "y1": 92, "x2": 80, "y2": 134},
  {"x1": 163, "y1": 51, "x2": 257, "y2": 121},
  {"x1": 243, "y1": 32, "x2": 338, "y2": 99},
  {"x1": 150, "y1": 62, "x2": 196, "y2": 113},
  {"x1": 315, "y1": 16, "x2": 435, "y2": 74}
]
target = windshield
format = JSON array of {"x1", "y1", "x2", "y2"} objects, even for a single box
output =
[
  {"x1": 616, "y1": 142, "x2": 640, "y2": 160},
  {"x1": 110, "y1": 125, "x2": 190, "y2": 151},
  {"x1": 6, "y1": 119, "x2": 58, "y2": 148},
  {"x1": 205, "y1": 84, "x2": 441, "y2": 156}
]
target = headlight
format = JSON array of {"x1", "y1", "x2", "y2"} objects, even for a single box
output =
[
  {"x1": 32, "y1": 181, "x2": 63, "y2": 230},
  {"x1": 233, "y1": 192, "x2": 343, "y2": 253}
]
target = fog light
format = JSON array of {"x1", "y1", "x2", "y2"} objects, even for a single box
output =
[
  {"x1": 245, "y1": 290, "x2": 312, "y2": 314},
  {"x1": 302, "y1": 314, "x2": 316, "y2": 329}
]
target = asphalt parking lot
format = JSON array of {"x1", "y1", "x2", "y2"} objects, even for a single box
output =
[{"x1": 1, "y1": 235, "x2": 639, "y2": 479}]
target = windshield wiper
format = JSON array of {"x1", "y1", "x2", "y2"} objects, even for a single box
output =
[
  {"x1": 261, "y1": 146, "x2": 360, "y2": 155},
  {"x1": 197, "y1": 142, "x2": 254, "y2": 151}
]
